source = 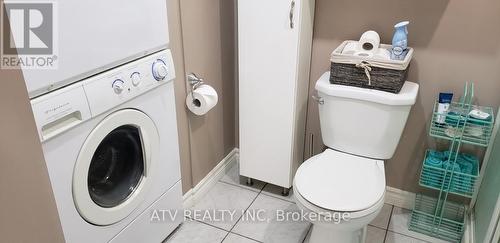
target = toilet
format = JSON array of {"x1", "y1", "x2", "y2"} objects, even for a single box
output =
[{"x1": 294, "y1": 72, "x2": 419, "y2": 243}]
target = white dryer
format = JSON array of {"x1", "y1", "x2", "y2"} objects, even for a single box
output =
[
  {"x1": 6, "y1": 0, "x2": 172, "y2": 98},
  {"x1": 31, "y1": 49, "x2": 183, "y2": 243}
]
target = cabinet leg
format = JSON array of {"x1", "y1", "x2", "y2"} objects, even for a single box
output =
[
  {"x1": 246, "y1": 178, "x2": 253, "y2": 186},
  {"x1": 282, "y1": 188, "x2": 290, "y2": 196}
]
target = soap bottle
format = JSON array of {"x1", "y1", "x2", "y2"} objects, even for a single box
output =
[{"x1": 391, "y1": 21, "x2": 410, "y2": 60}]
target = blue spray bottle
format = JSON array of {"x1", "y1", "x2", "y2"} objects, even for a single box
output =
[{"x1": 391, "y1": 21, "x2": 410, "y2": 60}]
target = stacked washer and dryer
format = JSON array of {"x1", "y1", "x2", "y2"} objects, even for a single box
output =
[{"x1": 11, "y1": 1, "x2": 183, "y2": 242}]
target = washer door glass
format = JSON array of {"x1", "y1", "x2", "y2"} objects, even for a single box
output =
[
  {"x1": 88, "y1": 125, "x2": 144, "y2": 208},
  {"x1": 73, "y1": 109, "x2": 158, "y2": 226}
]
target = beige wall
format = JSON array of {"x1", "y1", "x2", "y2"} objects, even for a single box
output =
[
  {"x1": 0, "y1": 63, "x2": 64, "y2": 242},
  {"x1": 178, "y1": 0, "x2": 237, "y2": 188},
  {"x1": 169, "y1": 0, "x2": 238, "y2": 192},
  {"x1": 166, "y1": 0, "x2": 238, "y2": 193},
  {"x1": 168, "y1": 0, "x2": 194, "y2": 193},
  {"x1": 304, "y1": 0, "x2": 500, "y2": 192},
  {"x1": 0, "y1": 4, "x2": 64, "y2": 241}
]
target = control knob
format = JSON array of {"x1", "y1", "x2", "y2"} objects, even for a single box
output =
[
  {"x1": 130, "y1": 72, "x2": 141, "y2": 86},
  {"x1": 112, "y1": 79, "x2": 125, "y2": 94},
  {"x1": 152, "y1": 59, "x2": 168, "y2": 81}
]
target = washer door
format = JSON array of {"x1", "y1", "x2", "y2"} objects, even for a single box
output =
[{"x1": 73, "y1": 109, "x2": 158, "y2": 225}]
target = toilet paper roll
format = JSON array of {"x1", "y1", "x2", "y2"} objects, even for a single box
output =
[
  {"x1": 358, "y1": 30, "x2": 380, "y2": 53},
  {"x1": 186, "y1": 84, "x2": 218, "y2": 116}
]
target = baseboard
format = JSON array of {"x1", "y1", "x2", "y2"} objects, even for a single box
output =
[
  {"x1": 183, "y1": 149, "x2": 416, "y2": 210},
  {"x1": 384, "y1": 186, "x2": 416, "y2": 210},
  {"x1": 182, "y1": 148, "x2": 239, "y2": 208}
]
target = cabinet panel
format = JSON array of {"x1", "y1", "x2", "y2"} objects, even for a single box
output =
[{"x1": 238, "y1": 0, "x2": 301, "y2": 187}]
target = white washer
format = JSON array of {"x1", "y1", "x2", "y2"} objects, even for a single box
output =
[{"x1": 31, "y1": 49, "x2": 183, "y2": 243}]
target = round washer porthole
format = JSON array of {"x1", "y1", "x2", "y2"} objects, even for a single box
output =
[
  {"x1": 72, "y1": 109, "x2": 159, "y2": 226},
  {"x1": 87, "y1": 125, "x2": 144, "y2": 208}
]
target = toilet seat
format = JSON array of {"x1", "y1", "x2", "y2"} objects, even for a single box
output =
[
  {"x1": 294, "y1": 181, "x2": 385, "y2": 220},
  {"x1": 294, "y1": 149, "x2": 386, "y2": 214}
]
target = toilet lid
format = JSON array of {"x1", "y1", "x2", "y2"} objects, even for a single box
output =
[{"x1": 294, "y1": 149, "x2": 385, "y2": 212}]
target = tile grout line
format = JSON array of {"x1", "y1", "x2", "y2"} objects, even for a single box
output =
[
  {"x1": 214, "y1": 168, "x2": 266, "y2": 242},
  {"x1": 383, "y1": 205, "x2": 394, "y2": 243},
  {"x1": 301, "y1": 224, "x2": 312, "y2": 243},
  {"x1": 231, "y1": 183, "x2": 267, "y2": 243},
  {"x1": 218, "y1": 165, "x2": 295, "y2": 203},
  {"x1": 222, "y1": 182, "x2": 266, "y2": 243},
  {"x1": 259, "y1": 183, "x2": 296, "y2": 204},
  {"x1": 385, "y1": 206, "x2": 436, "y2": 243},
  {"x1": 173, "y1": 217, "x2": 230, "y2": 243},
  {"x1": 386, "y1": 230, "x2": 434, "y2": 243},
  {"x1": 369, "y1": 224, "x2": 390, "y2": 231},
  {"x1": 191, "y1": 217, "x2": 231, "y2": 233},
  {"x1": 219, "y1": 231, "x2": 231, "y2": 243},
  {"x1": 229, "y1": 232, "x2": 264, "y2": 243},
  {"x1": 162, "y1": 221, "x2": 183, "y2": 242},
  {"x1": 218, "y1": 177, "x2": 297, "y2": 242},
  {"x1": 218, "y1": 180, "x2": 265, "y2": 193},
  {"x1": 260, "y1": 191, "x2": 296, "y2": 204},
  {"x1": 218, "y1": 177, "x2": 296, "y2": 204},
  {"x1": 216, "y1": 172, "x2": 297, "y2": 242}
]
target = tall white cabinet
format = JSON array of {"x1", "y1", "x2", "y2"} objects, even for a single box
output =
[{"x1": 238, "y1": 0, "x2": 315, "y2": 191}]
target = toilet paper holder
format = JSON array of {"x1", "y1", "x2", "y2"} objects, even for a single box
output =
[
  {"x1": 187, "y1": 73, "x2": 205, "y2": 104},
  {"x1": 188, "y1": 73, "x2": 205, "y2": 89},
  {"x1": 185, "y1": 73, "x2": 218, "y2": 115}
]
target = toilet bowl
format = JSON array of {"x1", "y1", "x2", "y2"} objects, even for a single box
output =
[
  {"x1": 294, "y1": 149, "x2": 386, "y2": 243},
  {"x1": 293, "y1": 72, "x2": 418, "y2": 243}
]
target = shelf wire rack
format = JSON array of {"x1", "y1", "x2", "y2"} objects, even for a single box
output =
[{"x1": 409, "y1": 82, "x2": 495, "y2": 242}]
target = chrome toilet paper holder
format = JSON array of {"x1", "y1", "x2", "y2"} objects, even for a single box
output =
[
  {"x1": 187, "y1": 73, "x2": 205, "y2": 106},
  {"x1": 187, "y1": 73, "x2": 204, "y2": 90}
]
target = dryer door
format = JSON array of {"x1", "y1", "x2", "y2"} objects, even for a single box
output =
[{"x1": 72, "y1": 109, "x2": 158, "y2": 226}]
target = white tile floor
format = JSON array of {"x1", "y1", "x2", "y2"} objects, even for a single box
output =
[{"x1": 164, "y1": 162, "x2": 449, "y2": 243}]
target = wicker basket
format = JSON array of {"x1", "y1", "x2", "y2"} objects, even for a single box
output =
[{"x1": 330, "y1": 40, "x2": 413, "y2": 93}]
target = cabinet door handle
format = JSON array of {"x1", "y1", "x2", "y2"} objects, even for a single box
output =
[{"x1": 289, "y1": 0, "x2": 295, "y2": 29}]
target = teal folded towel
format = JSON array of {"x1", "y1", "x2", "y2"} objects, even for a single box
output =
[
  {"x1": 442, "y1": 161, "x2": 461, "y2": 172},
  {"x1": 423, "y1": 150, "x2": 479, "y2": 193},
  {"x1": 455, "y1": 153, "x2": 478, "y2": 193},
  {"x1": 445, "y1": 112, "x2": 466, "y2": 127},
  {"x1": 425, "y1": 157, "x2": 443, "y2": 167},
  {"x1": 455, "y1": 153, "x2": 478, "y2": 175},
  {"x1": 428, "y1": 150, "x2": 445, "y2": 160},
  {"x1": 459, "y1": 153, "x2": 477, "y2": 162},
  {"x1": 457, "y1": 160, "x2": 473, "y2": 174},
  {"x1": 442, "y1": 161, "x2": 461, "y2": 192},
  {"x1": 422, "y1": 151, "x2": 445, "y2": 188}
]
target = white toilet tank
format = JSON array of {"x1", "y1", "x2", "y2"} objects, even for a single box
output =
[{"x1": 315, "y1": 72, "x2": 419, "y2": 159}]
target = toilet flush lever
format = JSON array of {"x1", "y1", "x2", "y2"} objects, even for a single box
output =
[{"x1": 312, "y1": 95, "x2": 324, "y2": 105}]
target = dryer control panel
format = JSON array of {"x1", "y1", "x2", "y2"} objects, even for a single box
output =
[
  {"x1": 31, "y1": 49, "x2": 176, "y2": 142},
  {"x1": 83, "y1": 49, "x2": 175, "y2": 116}
]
